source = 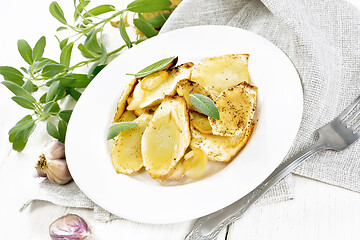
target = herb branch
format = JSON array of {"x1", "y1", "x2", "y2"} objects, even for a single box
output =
[{"x1": 0, "y1": 0, "x2": 176, "y2": 151}]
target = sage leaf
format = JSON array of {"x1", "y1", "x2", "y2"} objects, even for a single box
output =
[
  {"x1": 83, "y1": 5, "x2": 115, "y2": 18},
  {"x1": 47, "y1": 121, "x2": 60, "y2": 140},
  {"x1": 42, "y1": 64, "x2": 66, "y2": 78},
  {"x1": 74, "y1": 0, "x2": 90, "y2": 21},
  {"x1": 49, "y1": 1, "x2": 67, "y2": 25},
  {"x1": 68, "y1": 88, "x2": 81, "y2": 101},
  {"x1": 44, "y1": 101, "x2": 60, "y2": 114},
  {"x1": 119, "y1": 16, "x2": 132, "y2": 48},
  {"x1": 127, "y1": 0, "x2": 171, "y2": 13},
  {"x1": 56, "y1": 26, "x2": 68, "y2": 31},
  {"x1": 17, "y1": 39, "x2": 33, "y2": 65},
  {"x1": 66, "y1": 73, "x2": 91, "y2": 88},
  {"x1": 58, "y1": 120, "x2": 67, "y2": 143},
  {"x1": 8, "y1": 115, "x2": 34, "y2": 137},
  {"x1": 107, "y1": 122, "x2": 138, "y2": 140},
  {"x1": 0, "y1": 66, "x2": 24, "y2": 85},
  {"x1": 60, "y1": 38, "x2": 69, "y2": 50},
  {"x1": 147, "y1": 13, "x2": 170, "y2": 28},
  {"x1": 46, "y1": 81, "x2": 60, "y2": 102},
  {"x1": 20, "y1": 67, "x2": 28, "y2": 74},
  {"x1": 190, "y1": 94, "x2": 220, "y2": 120},
  {"x1": 11, "y1": 96, "x2": 36, "y2": 110},
  {"x1": 12, "y1": 123, "x2": 36, "y2": 151},
  {"x1": 133, "y1": 15, "x2": 158, "y2": 38},
  {"x1": 84, "y1": 29, "x2": 101, "y2": 56},
  {"x1": 32, "y1": 36, "x2": 46, "y2": 62},
  {"x1": 33, "y1": 59, "x2": 52, "y2": 73},
  {"x1": 1, "y1": 81, "x2": 36, "y2": 102},
  {"x1": 91, "y1": 65, "x2": 106, "y2": 78},
  {"x1": 87, "y1": 44, "x2": 107, "y2": 78},
  {"x1": 78, "y1": 43, "x2": 96, "y2": 58},
  {"x1": 59, "y1": 110, "x2": 72, "y2": 123},
  {"x1": 60, "y1": 42, "x2": 74, "y2": 67},
  {"x1": 39, "y1": 93, "x2": 47, "y2": 103},
  {"x1": 131, "y1": 56, "x2": 176, "y2": 78},
  {"x1": 22, "y1": 80, "x2": 38, "y2": 93}
]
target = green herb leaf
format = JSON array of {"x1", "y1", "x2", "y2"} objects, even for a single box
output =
[
  {"x1": 130, "y1": 56, "x2": 176, "y2": 78},
  {"x1": 59, "y1": 110, "x2": 72, "y2": 123},
  {"x1": 12, "y1": 123, "x2": 36, "y2": 151},
  {"x1": 83, "y1": 4, "x2": 115, "y2": 18},
  {"x1": 60, "y1": 38, "x2": 69, "y2": 50},
  {"x1": 42, "y1": 64, "x2": 66, "y2": 78},
  {"x1": 119, "y1": 16, "x2": 132, "y2": 48},
  {"x1": 22, "y1": 80, "x2": 38, "y2": 93},
  {"x1": 17, "y1": 39, "x2": 33, "y2": 65},
  {"x1": 147, "y1": 13, "x2": 170, "y2": 28},
  {"x1": 84, "y1": 29, "x2": 101, "y2": 57},
  {"x1": 133, "y1": 16, "x2": 158, "y2": 38},
  {"x1": 8, "y1": 115, "x2": 34, "y2": 139},
  {"x1": 47, "y1": 121, "x2": 60, "y2": 140},
  {"x1": 58, "y1": 120, "x2": 67, "y2": 143},
  {"x1": 44, "y1": 101, "x2": 60, "y2": 114},
  {"x1": 32, "y1": 36, "x2": 46, "y2": 62},
  {"x1": 60, "y1": 42, "x2": 74, "y2": 67},
  {"x1": 46, "y1": 80, "x2": 60, "y2": 102},
  {"x1": 68, "y1": 88, "x2": 81, "y2": 101},
  {"x1": 1, "y1": 81, "x2": 36, "y2": 102},
  {"x1": 190, "y1": 94, "x2": 220, "y2": 120},
  {"x1": 74, "y1": 0, "x2": 90, "y2": 21},
  {"x1": 107, "y1": 122, "x2": 138, "y2": 140},
  {"x1": 49, "y1": 1, "x2": 67, "y2": 25},
  {"x1": 78, "y1": 43, "x2": 96, "y2": 58},
  {"x1": 127, "y1": 0, "x2": 171, "y2": 13},
  {"x1": 0, "y1": 66, "x2": 24, "y2": 85},
  {"x1": 39, "y1": 93, "x2": 47, "y2": 103},
  {"x1": 91, "y1": 65, "x2": 106, "y2": 78},
  {"x1": 56, "y1": 26, "x2": 68, "y2": 31},
  {"x1": 66, "y1": 73, "x2": 91, "y2": 88},
  {"x1": 87, "y1": 44, "x2": 107, "y2": 78},
  {"x1": 11, "y1": 96, "x2": 36, "y2": 110},
  {"x1": 32, "y1": 59, "x2": 53, "y2": 73}
]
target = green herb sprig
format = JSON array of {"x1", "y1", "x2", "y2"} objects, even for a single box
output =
[
  {"x1": 190, "y1": 94, "x2": 220, "y2": 120},
  {"x1": 0, "y1": 0, "x2": 175, "y2": 151}
]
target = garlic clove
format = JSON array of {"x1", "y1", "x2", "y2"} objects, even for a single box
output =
[
  {"x1": 49, "y1": 214, "x2": 92, "y2": 240},
  {"x1": 43, "y1": 140, "x2": 65, "y2": 160},
  {"x1": 35, "y1": 154, "x2": 72, "y2": 185}
]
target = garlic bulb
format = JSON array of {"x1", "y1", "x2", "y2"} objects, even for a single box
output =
[
  {"x1": 43, "y1": 140, "x2": 65, "y2": 159},
  {"x1": 35, "y1": 154, "x2": 72, "y2": 185},
  {"x1": 49, "y1": 214, "x2": 92, "y2": 240}
]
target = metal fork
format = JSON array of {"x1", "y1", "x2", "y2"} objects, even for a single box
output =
[{"x1": 185, "y1": 95, "x2": 360, "y2": 240}]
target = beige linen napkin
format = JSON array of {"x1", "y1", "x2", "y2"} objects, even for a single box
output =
[{"x1": 22, "y1": 0, "x2": 360, "y2": 221}]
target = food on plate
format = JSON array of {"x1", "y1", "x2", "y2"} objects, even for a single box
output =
[
  {"x1": 191, "y1": 115, "x2": 213, "y2": 135},
  {"x1": 126, "y1": 62, "x2": 193, "y2": 110},
  {"x1": 176, "y1": 79, "x2": 212, "y2": 112},
  {"x1": 191, "y1": 54, "x2": 250, "y2": 97},
  {"x1": 109, "y1": 54, "x2": 257, "y2": 180},
  {"x1": 209, "y1": 82, "x2": 257, "y2": 137},
  {"x1": 189, "y1": 112, "x2": 255, "y2": 162},
  {"x1": 111, "y1": 113, "x2": 152, "y2": 174},
  {"x1": 141, "y1": 96, "x2": 191, "y2": 180},
  {"x1": 112, "y1": 78, "x2": 138, "y2": 123},
  {"x1": 183, "y1": 148, "x2": 208, "y2": 178}
]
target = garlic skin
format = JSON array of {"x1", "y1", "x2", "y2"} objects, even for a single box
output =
[
  {"x1": 35, "y1": 154, "x2": 72, "y2": 185},
  {"x1": 49, "y1": 214, "x2": 92, "y2": 240},
  {"x1": 43, "y1": 140, "x2": 65, "y2": 159}
]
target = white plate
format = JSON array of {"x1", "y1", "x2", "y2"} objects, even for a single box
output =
[{"x1": 66, "y1": 25, "x2": 303, "y2": 224}]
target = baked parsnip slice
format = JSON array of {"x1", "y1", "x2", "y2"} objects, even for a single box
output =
[
  {"x1": 112, "y1": 78, "x2": 138, "y2": 123},
  {"x1": 127, "y1": 63, "x2": 194, "y2": 110},
  {"x1": 142, "y1": 96, "x2": 191, "y2": 180},
  {"x1": 210, "y1": 82, "x2": 257, "y2": 137},
  {"x1": 191, "y1": 54, "x2": 250, "y2": 97},
  {"x1": 176, "y1": 79, "x2": 212, "y2": 112},
  {"x1": 111, "y1": 113, "x2": 152, "y2": 174},
  {"x1": 190, "y1": 112, "x2": 255, "y2": 162}
]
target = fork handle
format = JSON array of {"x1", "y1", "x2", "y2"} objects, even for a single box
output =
[{"x1": 185, "y1": 140, "x2": 327, "y2": 240}]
